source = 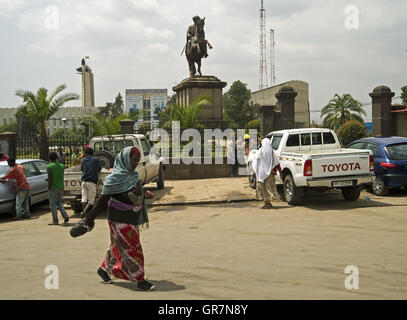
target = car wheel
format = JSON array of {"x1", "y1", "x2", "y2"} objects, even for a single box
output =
[
  {"x1": 94, "y1": 151, "x2": 115, "y2": 169},
  {"x1": 341, "y1": 186, "x2": 362, "y2": 201},
  {"x1": 283, "y1": 174, "x2": 304, "y2": 205},
  {"x1": 157, "y1": 164, "x2": 164, "y2": 190},
  {"x1": 372, "y1": 176, "x2": 389, "y2": 196},
  {"x1": 249, "y1": 173, "x2": 256, "y2": 189}
]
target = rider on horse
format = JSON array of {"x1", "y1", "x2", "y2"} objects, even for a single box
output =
[{"x1": 186, "y1": 16, "x2": 211, "y2": 58}]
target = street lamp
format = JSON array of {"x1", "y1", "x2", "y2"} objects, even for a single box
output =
[{"x1": 62, "y1": 117, "x2": 67, "y2": 142}]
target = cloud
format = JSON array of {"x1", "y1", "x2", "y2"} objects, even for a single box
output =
[
  {"x1": 1, "y1": 0, "x2": 406, "y2": 125},
  {"x1": 0, "y1": 0, "x2": 27, "y2": 17}
]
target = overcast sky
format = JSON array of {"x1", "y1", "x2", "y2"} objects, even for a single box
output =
[{"x1": 0, "y1": 0, "x2": 406, "y2": 123}]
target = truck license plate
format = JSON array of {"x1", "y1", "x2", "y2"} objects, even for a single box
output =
[{"x1": 333, "y1": 180, "x2": 354, "y2": 187}]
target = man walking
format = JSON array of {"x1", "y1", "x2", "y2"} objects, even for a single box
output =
[
  {"x1": 81, "y1": 147, "x2": 102, "y2": 217},
  {"x1": 47, "y1": 152, "x2": 69, "y2": 225},
  {"x1": 0, "y1": 158, "x2": 30, "y2": 219}
]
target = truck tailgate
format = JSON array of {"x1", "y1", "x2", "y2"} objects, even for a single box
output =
[{"x1": 311, "y1": 151, "x2": 371, "y2": 178}]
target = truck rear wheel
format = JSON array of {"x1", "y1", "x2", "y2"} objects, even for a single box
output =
[
  {"x1": 341, "y1": 186, "x2": 361, "y2": 201},
  {"x1": 94, "y1": 150, "x2": 115, "y2": 169},
  {"x1": 157, "y1": 165, "x2": 164, "y2": 190},
  {"x1": 283, "y1": 174, "x2": 304, "y2": 205}
]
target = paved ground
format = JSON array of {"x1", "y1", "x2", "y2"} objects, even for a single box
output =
[{"x1": 1, "y1": 177, "x2": 407, "y2": 300}]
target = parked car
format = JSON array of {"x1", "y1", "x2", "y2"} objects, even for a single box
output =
[
  {"x1": 0, "y1": 159, "x2": 49, "y2": 215},
  {"x1": 63, "y1": 134, "x2": 165, "y2": 213},
  {"x1": 346, "y1": 137, "x2": 407, "y2": 195},
  {"x1": 247, "y1": 128, "x2": 375, "y2": 205}
]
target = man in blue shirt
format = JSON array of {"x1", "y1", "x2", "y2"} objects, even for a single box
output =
[{"x1": 81, "y1": 147, "x2": 102, "y2": 217}]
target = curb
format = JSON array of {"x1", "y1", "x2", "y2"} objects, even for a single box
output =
[{"x1": 149, "y1": 198, "x2": 257, "y2": 207}]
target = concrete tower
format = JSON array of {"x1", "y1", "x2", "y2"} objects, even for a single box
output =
[{"x1": 76, "y1": 58, "x2": 95, "y2": 108}]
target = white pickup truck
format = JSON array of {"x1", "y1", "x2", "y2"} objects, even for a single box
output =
[
  {"x1": 248, "y1": 128, "x2": 375, "y2": 205},
  {"x1": 64, "y1": 134, "x2": 165, "y2": 212}
]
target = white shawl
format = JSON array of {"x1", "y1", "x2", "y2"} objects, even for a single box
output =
[{"x1": 252, "y1": 138, "x2": 280, "y2": 183}]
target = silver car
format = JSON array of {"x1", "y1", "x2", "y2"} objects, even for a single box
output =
[{"x1": 0, "y1": 159, "x2": 49, "y2": 215}]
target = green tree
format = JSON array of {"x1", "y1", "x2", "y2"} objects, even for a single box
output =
[
  {"x1": 321, "y1": 94, "x2": 366, "y2": 130},
  {"x1": 401, "y1": 86, "x2": 407, "y2": 106},
  {"x1": 15, "y1": 85, "x2": 79, "y2": 160},
  {"x1": 223, "y1": 80, "x2": 260, "y2": 128},
  {"x1": 15, "y1": 109, "x2": 39, "y2": 139},
  {"x1": 246, "y1": 119, "x2": 260, "y2": 131},
  {"x1": 99, "y1": 93, "x2": 124, "y2": 118},
  {"x1": 0, "y1": 121, "x2": 17, "y2": 134},
  {"x1": 163, "y1": 95, "x2": 212, "y2": 130},
  {"x1": 337, "y1": 120, "x2": 367, "y2": 146},
  {"x1": 137, "y1": 123, "x2": 151, "y2": 135}
]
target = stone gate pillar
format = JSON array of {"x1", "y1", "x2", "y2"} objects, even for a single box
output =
[
  {"x1": 369, "y1": 86, "x2": 394, "y2": 137},
  {"x1": 276, "y1": 86, "x2": 297, "y2": 130},
  {"x1": 0, "y1": 132, "x2": 17, "y2": 159},
  {"x1": 119, "y1": 119, "x2": 136, "y2": 134}
]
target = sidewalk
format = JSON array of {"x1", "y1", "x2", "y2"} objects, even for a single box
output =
[
  {"x1": 144, "y1": 177, "x2": 407, "y2": 208},
  {"x1": 145, "y1": 177, "x2": 256, "y2": 206}
]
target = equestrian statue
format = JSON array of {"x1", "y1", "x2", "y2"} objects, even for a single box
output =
[{"x1": 182, "y1": 15, "x2": 213, "y2": 77}]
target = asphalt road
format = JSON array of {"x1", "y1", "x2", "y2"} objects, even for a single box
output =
[{"x1": 0, "y1": 184, "x2": 406, "y2": 300}]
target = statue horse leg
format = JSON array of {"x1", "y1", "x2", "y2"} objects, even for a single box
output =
[
  {"x1": 197, "y1": 58, "x2": 202, "y2": 76},
  {"x1": 187, "y1": 55, "x2": 196, "y2": 76}
]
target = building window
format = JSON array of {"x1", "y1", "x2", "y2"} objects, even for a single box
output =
[
  {"x1": 143, "y1": 99, "x2": 150, "y2": 109},
  {"x1": 3, "y1": 118, "x2": 6, "y2": 126}
]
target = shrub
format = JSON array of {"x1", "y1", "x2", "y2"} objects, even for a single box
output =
[
  {"x1": 245, "y1": 119, "x2": 260, "y2": 131},
  {"x1": 137, "y1": 123, "x2": 151, "y2": 135},
  {"x1": 337, "y1": 120, "x2": 367, "y2": 146}
]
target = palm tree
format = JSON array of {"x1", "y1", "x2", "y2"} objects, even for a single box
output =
[
  {"x1": 15, "y1": 85, "x2": 79, "y2": 160},
  {"x1": 163, "y1": 95, "x2": 212, "y2": 130},
  {"x1": 321, "y1": 94, "x2": 366, "y2": 130}
]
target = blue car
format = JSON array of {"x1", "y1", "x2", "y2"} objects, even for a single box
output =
[
  {"x1": 0, "y1": 159, "x2": 49, "y2": 215},
  {"x1": 346, "y1": 137, "x2": 407, "y2": 195}
]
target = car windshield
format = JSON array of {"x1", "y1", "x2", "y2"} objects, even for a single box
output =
[
  {"x1": 386, "y1": 143, "x2": 407, "y2": 160},
  {"x1": 0, "y1": 165, "x2": 10, "y2": 177}
]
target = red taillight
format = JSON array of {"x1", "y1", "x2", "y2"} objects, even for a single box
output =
[
  {"x1": 370, "y1": 155, "x2": 374, "y2": 172},
  {"x1": 304, "y1": 159, "x2": 312, "y2": 176},
  {"x1": 381, "y1": 162, "x2": 398, "y2": 170}
]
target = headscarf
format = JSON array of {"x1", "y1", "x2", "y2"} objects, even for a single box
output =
[
  {"x1": 252, "y1": 138, "x2": 280, "y2": 183},
  {"x1": 102, "y1": 147, "x2": 140, "y2": 195}
]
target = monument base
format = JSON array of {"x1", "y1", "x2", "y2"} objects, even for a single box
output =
[{"x1": 173, "y1": 76, "x2": 227, "y2": 127}]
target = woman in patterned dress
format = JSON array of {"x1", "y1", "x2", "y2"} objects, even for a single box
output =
[{"x1": 70, "y1": 146, "x2": 155, "y2": 291}]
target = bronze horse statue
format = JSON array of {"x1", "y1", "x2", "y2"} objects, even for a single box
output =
[{"x1": 185, "y1": 17, "x2": 211, "y2": 77}]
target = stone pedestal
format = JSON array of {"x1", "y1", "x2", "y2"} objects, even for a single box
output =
[
  {"x1": 173, "y1": 76, "x2": 228, "y2": 129},
  {"x1": 369, "y1": 86, "x2": 395, "y2": 137},
  {"x1": 0, "y1": 132, "x2": 17, "y2": 159},
  {"x1": 119, "y1": 119, "x2": 136, "y2": 134}
]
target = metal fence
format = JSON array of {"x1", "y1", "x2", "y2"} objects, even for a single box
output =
[{"x1": 16, "y1": 137, "x2": 89, "y2": 167}]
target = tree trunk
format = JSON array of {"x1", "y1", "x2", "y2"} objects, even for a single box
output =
[{"x1": 39, "y1": 122, "x2": 49, "y2": 161}]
